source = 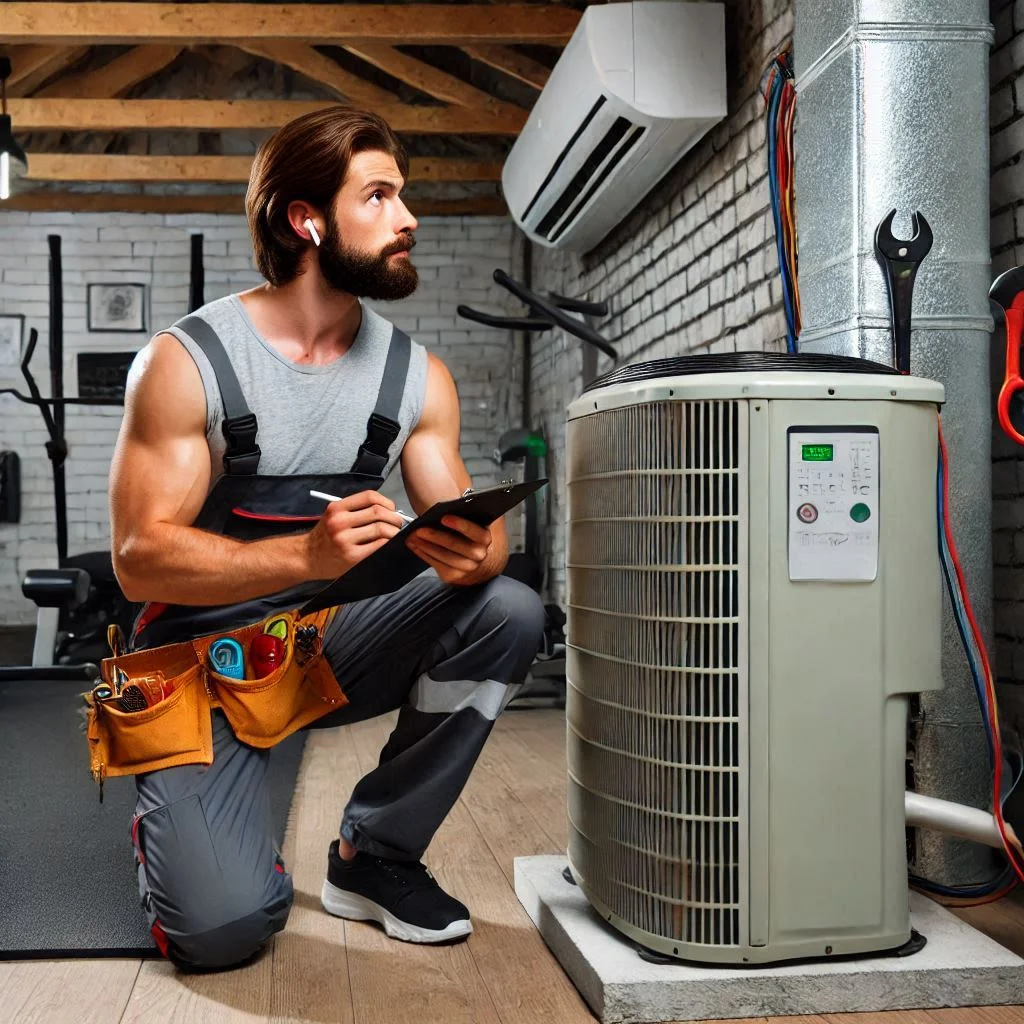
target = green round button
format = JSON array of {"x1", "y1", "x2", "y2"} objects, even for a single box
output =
[{"x1": 850, "y1": 502, "x2": 871, "y2": 523}]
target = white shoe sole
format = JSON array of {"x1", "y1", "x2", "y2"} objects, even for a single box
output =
[{"x1": 321, "y1": 879, "x2": 473, "y2": 944}]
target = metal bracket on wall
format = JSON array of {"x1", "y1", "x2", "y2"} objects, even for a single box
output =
[{"x1": 458, "y1": 268, "x2": 617, "y2": 362}]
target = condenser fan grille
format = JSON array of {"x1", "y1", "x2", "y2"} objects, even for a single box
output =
[{"x1": 566, "y1": 399, "x2": 746, "y2": 949}]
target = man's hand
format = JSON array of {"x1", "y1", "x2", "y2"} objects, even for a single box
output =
[
  {"x1": 405, "y1": 515, "x2": 494, "y2": 585},
  {"x1": 306, "y1": 490, "x2": 406, "y2": 578}
]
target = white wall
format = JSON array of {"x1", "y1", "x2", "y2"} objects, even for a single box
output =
[{"x1": 0, "y1": 212, "x2": 522, "y2": 624}]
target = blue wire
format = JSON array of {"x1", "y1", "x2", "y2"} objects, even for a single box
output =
[
  {"x1": 764, "y1": 70, "x2": 796, "y2": 352},
  {"x1": 937, "y1": 454, "x2": 994, "y2": 761}
]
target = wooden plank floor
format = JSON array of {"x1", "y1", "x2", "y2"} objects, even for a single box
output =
[{"x1": 2, "y1": 708, "x2": 1023, "y2": 1024}]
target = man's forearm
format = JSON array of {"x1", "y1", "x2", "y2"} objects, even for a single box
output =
[{"x1": 115, "y1": 522, "x2": 315, "y2": 605}]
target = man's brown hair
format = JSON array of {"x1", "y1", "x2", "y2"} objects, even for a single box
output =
[{"x1": 246, "y1": 106, "x2": 408, "y2": 286}]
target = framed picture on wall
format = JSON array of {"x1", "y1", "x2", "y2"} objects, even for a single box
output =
[
  {"x1": 0, "y1": 313, "x2": 24, "y2": 366},
  {"x1": 87, "y1": 283, "x2": 147, "y2": 333}
]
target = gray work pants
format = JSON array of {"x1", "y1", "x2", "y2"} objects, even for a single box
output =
[{"x1": 130, "y1": 574, "x2": 545, "y2": 970}]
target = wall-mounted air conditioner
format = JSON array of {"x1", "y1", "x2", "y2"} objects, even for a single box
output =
[
  {"x1": 564, "y1": 353, "x2": 944, "y2": 964},
  {"x1": 502, "y1": 1, "x2": 727, "y2": 253}
]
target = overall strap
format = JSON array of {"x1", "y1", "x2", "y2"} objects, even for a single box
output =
[
  {"x1": 178, "y1": 315, "x2": 261, "y2": 476},
  {"x1": 350, "y1": 324, "x2": 412, "y2": 476}
]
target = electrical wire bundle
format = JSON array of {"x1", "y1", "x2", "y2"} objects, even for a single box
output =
[
  {"x1": 911, "y1": 416, "x2": 1024, "y2": 905},
  {"x1": 760, "y1": 50, "x2": 800, "y2": 354}
]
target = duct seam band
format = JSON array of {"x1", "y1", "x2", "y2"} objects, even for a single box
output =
[
  {"x1": 796, "y1": 23, "x2": 994, "y2": 92},
  {"x1": 799, "y1": 319, "x2": 994, "y2": 343}
]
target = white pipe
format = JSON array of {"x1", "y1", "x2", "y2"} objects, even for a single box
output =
[{"x1": 904, "y1": 791, "x2": 1014, "y2": 851}]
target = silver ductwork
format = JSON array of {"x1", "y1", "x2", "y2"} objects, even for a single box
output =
[{"x1": 794, "y1": 1, "x2": 996, "y2": 883}]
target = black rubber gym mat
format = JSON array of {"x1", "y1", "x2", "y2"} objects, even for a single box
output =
[{"x1": 0, "y1": 677, "x2": 307, "y2": 959}]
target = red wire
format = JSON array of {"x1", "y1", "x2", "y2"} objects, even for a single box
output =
[{"x1": 938, "y1": 416, "x2": 1024, "y2": 884}]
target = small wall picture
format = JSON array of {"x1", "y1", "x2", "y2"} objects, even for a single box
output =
[
  {"x1": 0, "y1": 313, "x2": 24, "y2": 366},
  {"x1": 88, "y1": 283, "x2": 147, "y2": 333}
]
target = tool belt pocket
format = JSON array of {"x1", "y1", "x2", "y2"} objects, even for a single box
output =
[
  {"x1": 193, "y1": 607, "x2": 346, "y2": 748},
  {"x1": 87, "y1": 662, "x2": 213, "y2": 785}
]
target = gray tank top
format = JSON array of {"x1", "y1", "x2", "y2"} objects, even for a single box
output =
[{"x1": 164, "y1": 294, "x2": 429, "y2": 487}]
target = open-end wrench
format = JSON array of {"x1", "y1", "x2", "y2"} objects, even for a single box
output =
[
  {"x1": 989, "y1": 266, "x2": 1024, "y2": 445},
  {"x1": 874, "y1": 209, "x2": 934, "y2": 374}
]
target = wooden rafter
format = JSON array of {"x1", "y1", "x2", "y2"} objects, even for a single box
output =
[
  {"x1": 35, "y1": 45, "x2": 184, "y2": 98},
  {"x1": 1, "y1": 4, "x2": 581, "y2": 46},
  {"x1": 235, "y1": 42, "x2": 398, "y2": 108},
  {"x1": 343, "y1": 44, "x2": 511, "y2": 110},
  {"x1": 8, "y1": 98, "x2": 527, "y2": 134},
  {"x1": 23, "y1": 153, "x2": 504, "y2": 183},
  {"x1": 2, "y1": 192, "x2": 506, "y2": 216},
  {"x1": 4, "y1": 45, "x2": 90, "y2": 96},
  {"x1": 2, "y1": 45, "x2": 73, "y2": 86},
  {"x1": 462, "y1": 45, "x2": 550, "y2": 90}
]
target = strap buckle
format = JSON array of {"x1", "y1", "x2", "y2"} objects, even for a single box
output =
[
  {"x1": 365, "y1": 412, "x2": 401, "y2": 451},
  {"x1": 222, "y1": 413, "x2": 261, "y2": 475}
]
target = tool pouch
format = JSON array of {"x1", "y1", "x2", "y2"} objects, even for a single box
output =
[
  {"x1": 85, "y1": 606, "x2": 345, "y2": 786},
  {"x1": 193, "y1": 607, "x2": 344, "y2": 747}
]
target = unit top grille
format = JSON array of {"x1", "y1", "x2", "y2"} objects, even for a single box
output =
[{"x1": 584, "y1": 352, "x2": 899, "y2": 394}]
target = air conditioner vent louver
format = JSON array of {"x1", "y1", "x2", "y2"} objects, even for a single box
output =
[
  {"x1": 566, "y1": 399, "x2": 745, "y2": 949},
  {"x1": 534, "y1": 117, "x2": 647, "y2": 243}
]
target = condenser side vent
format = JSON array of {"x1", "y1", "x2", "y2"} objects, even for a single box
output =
[{"x1": 566, "y1": 398, "x2": 747, "y2": 948}]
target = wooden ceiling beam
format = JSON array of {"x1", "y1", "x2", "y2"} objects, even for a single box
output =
[
  {"x1": 23, "y1": 153, "x2": 504, "y2": 183},
  {"x1": 343, "y1": 43, "x2": 511, "y2": 110},
  {"x1": 1, "y1": 4, "x2": 580, "y2": 46},
  {"x1": 235, "y1": 42, "x2": 398, "y2": 108},
  {"x1": 462, "y1": 45, "x2": 550, "y2": 90},
  {"x1": 9, "y1": 98, "x2": 527, "y2": 133},
  {"x1": 36, "y1": 44, "x2": 184, "y2": 98},
  {"x1": 1, "y1": 191, "x2": 507, "y2": 216}
]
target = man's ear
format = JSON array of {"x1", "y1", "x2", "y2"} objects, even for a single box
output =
[{"x1": 286, "y1": 201, "x2": 323, "y2": 246}]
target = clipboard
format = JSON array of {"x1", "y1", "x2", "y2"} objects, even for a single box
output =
[{"x1": 299, "y1": 478, "x2": 548, "y2": 612}]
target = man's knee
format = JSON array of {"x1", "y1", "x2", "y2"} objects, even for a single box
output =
[
  {"x1": 165, "y1": 891, "x2": 292, "y2": 971},
  {"x1": 133, "y1": 794, "x2": 293, "y2": 971},
  {"x1": 482, "y1": 574, "x2": 546, "y2": 646}
]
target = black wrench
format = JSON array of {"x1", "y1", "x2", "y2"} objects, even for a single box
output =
[{"x1": 874, "y1": 209, "x2": 933, "y2": 374}]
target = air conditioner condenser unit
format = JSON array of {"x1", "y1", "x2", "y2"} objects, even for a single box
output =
[
  {"x1": 564, "y1": 353, "x2": 944, "y2": 965},
  {"x1": 502, "y1": 1, "x2": 727, "y2": 253}
]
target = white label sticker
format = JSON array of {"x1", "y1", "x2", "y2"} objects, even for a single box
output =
[{"x1": 788, "y1": 430, "x2": 879, "y2": 582}]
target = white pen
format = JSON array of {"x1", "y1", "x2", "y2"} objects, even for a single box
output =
[{"x1": 310, "y1": 489, "x2": 416, "y2": 524}]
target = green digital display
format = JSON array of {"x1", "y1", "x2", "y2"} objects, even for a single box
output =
[{"x1": 802, "y1": 443, "x2": 834, "y2": 462}]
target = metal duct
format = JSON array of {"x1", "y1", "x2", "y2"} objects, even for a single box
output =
[{"x1": 794, "y1": 0, "x2": 996, "y2": 883}]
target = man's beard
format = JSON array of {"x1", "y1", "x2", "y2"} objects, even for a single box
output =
[{"x1": 316, "y1": 220, "x2": 419, "y2": 301}]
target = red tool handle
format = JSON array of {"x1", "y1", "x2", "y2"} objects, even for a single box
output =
[{"x1": 999, "y1": 302, "x2": 1024, "y2": 445}]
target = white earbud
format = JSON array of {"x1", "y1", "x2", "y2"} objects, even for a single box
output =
[{"x1": 303, "y1": 217, "x2": 321, "y2": 247}]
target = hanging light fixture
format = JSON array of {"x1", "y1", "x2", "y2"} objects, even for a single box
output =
[{"x1": 0, "y1": 57, "x2": 28, "y2": 201}]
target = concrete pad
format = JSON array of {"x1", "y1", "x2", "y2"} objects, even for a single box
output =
[{"x1": 514, "y1": 855, "x2": 1024, "y2": 1023}]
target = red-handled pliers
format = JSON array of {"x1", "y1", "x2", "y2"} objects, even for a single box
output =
[{"x1": 990, "y1": 267, "x2": 1024, "y2": 445}]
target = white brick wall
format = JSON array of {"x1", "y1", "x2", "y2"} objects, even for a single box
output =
[
  {"x1": 0, "y1": 212, "x2": 522, "y2": 624},
  {"x1": 527, "y1": 0, "x2": 794, "y2": 608}
]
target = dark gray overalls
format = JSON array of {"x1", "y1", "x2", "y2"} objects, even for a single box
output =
[{"x1": 128, "y1": 315, "x2": 545, "y2": 969}]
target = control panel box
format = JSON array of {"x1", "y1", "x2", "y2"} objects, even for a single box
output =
[{"x1": 787, "y1": 427, "x2": 879, "y2": 582}]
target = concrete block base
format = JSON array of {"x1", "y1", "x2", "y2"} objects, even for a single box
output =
[{"x1": 513, "y1": 855, "x2": 1024, "y2": 1023}]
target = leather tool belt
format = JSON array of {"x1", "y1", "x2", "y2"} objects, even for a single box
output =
[{"x1": 84, "y1": 606, "x2": 344, "y2": 791}]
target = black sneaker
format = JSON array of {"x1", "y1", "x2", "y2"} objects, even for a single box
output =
[{"x1": 321, "y1": 840, "x2": 472, "y2": 943}]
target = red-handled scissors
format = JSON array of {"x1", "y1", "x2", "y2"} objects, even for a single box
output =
[{"x1": 990, "y1": 266, "x2": 1024, "y2": 445}]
